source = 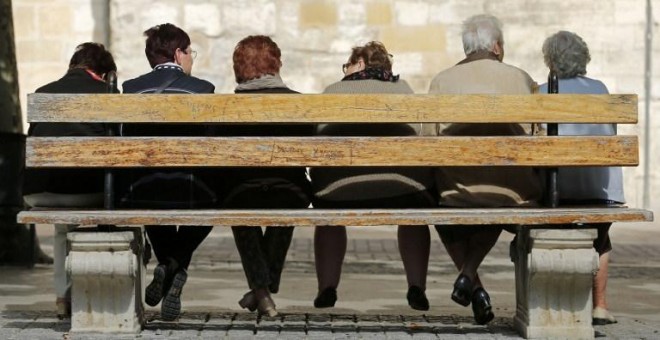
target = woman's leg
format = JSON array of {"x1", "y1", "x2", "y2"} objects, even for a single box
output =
[
  {"x1": 314, "y1": 225, "x2": 346, "y2": 291},
  {"x1": 398, "y1": 225, "x2": 430, "y2": 289},
  {"x1": 54, "y1": 224, "x2": 76, "y2": 317}
]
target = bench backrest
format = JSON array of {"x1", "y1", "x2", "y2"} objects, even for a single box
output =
[{"x1": 26, "y1": 93, "x2": 638, "y2": 168}]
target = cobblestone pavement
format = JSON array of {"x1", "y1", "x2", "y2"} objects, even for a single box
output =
[{"x1": 1, "y1": 224, "x2": 659, "y2": 339}]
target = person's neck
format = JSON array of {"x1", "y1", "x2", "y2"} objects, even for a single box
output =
[{"x1": 457, "y1": 50, "x2": 501, "y2": 65}]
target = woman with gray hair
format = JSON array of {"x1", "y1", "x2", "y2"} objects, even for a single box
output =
[{"x1": 539, "y1": 30, "x2": 623, "y2": 326}]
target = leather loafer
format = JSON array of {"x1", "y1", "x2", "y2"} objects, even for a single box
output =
[
  {"x1": 471, "y1": 287, "x2": 495, "y2": 325},
  {"x1": 238, "y1": 291, "x2": 257, "y2": 312},
  {"x1": 406, "y1": 286, "x2": 430, "y2": 311},
  {"x1": 314, "y1": 287, "x2": 337, "y2": 308},
  {"x1": 451, "y1": 274, "x2": 473, "y2": 307},
  {"x1": 257, "y1": 295, "x2": 278, "y2": 317}
]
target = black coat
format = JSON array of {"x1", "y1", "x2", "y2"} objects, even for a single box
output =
[
  {"x1": 117, "y1": 65, "x2": 217, "y2": 208},
  {"x1": 218, "y1": 87, "x2": 313, "y2": 208},
  {"x1": 24, "y1": 68, "x2": 118, "y2": 195}
]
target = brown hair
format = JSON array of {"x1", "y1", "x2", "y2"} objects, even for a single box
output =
[
  {"x1": 69, "y1": 42, "x2": 117, "y2": 76},
  {"x1": 348, "y1": 41, "x2": 392, "y2": 71},
  {"x1": 233, "y1": 35, "x2": 282, "y2": 83},
  {"x1": 143, "y1": 23, "x2": 191, "y2": 68}
]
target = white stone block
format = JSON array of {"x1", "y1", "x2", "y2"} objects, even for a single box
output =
[
  {"x1": 138, "y1": 2, "x2": 180, "y2": 29},
  {"x1": 66, "y1": 230, "x2": 145, "y2": 334},
  {"x1": 512, "y1": 228, "x2": 598, "y2": 339},
  {"x1": 338, "y1": 3, "x2": 366, "y2": 39},
  {"x1": 393, "y1": 52, "x2": 424, "y2": 75},
  {"x1": 394, "y1": 1, "x2": 429, "y2": 26},
  {"x1": 222, "y1": 2, "x2": 276, "y2": 36},
  {"x1": 185, "y1": 3, "x2": 223, "y2": 37}
]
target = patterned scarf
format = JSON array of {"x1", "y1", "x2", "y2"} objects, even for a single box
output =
[{"x1": 342, "y1": 68, "x2": 400, "y2": 82}]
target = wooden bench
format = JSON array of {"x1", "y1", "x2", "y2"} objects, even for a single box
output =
[{"x1": 19, "y1": 92, "x2": 653, "y2": 338}]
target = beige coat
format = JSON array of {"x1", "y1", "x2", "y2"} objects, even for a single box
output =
[{"x1": 424, "y1": 59, "x2": 543, "y2": 207}]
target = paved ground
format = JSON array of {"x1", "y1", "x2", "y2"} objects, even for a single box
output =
[{"x1": 1, "y1": 222, "x2": 659, "y2": 339}]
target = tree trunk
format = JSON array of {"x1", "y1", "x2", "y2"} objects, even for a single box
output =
[
  {"x1": 0, "y1": 0, "x2": 48, "y2": 266},
  {"x1": 0, "y1": 0, "x2": 22, "y2": 134}
]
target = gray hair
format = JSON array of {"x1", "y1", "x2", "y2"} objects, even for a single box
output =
[
  {"x1": 542, "y1": 31, "x2": 590, "y2": 78},
  {"x1": 461, "y1": 14, "x2": 504, "y2": 55}
]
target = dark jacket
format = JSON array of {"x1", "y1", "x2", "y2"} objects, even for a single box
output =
[
  {"x1": 24, "y1": 68, "x2": 118, "y2": 195},
  {"x1": 118, "y1": 64, "x2": 217, "y2": 208},
  {"x1": 218, "y1": 87, "x2": 313, "y2": 207}
]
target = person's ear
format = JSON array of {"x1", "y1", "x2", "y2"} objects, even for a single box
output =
[
  {"x1": 492, "y1": 42, "x2": 504, "y2": 61},
  {"x1": 173, "y1": 48, "x2": 182, "y2": 65}
]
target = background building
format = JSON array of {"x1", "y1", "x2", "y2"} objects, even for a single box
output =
[{"x1": 12, "y1": 0, "x2": 659, "y2": 215}]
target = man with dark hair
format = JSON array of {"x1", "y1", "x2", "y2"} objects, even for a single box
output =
[
  {"x1": 120, "y1": 23, "x2": 216, "y2": 322},
  {"x1": 23, "y1": 42, "x2": 118, "y2": 319}
]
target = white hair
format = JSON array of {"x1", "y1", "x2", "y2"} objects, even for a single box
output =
[
  {"x1": 542, "y1": 31, "x2": 590, "y2": 78},
  {"x1": 461, "y1": 14, "x2": 504, "y2": 55}
]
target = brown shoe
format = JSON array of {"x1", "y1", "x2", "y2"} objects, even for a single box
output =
[
  {"x1": 257, "y1": 295, "x2": 278, "y2": 317},
  {"x1": 238, "y1": 291, "x2": 257, "y2": 312}
]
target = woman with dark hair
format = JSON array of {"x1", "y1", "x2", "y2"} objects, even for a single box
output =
[
  {"x1": 120, "y1": 23, "x2": 216, "y2": 322},
  {"x1": 23, "y1": 42, "x2": 118, "y2": 318},
  {"x1": 222, "y1": 35, "x2": 312, "y2": 317},
  {"x1": 540, "y1": 31, "x2": 623, "y2": 326},
  {"x1": 310, "y1": 41, "x2": 436, "y2": 311}
]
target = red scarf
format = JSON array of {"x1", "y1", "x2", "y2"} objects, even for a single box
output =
[{"x1": 85, "y1": 69, "x2": 105, "y2": 82}]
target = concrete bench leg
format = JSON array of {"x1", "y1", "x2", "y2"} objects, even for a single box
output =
[
  {"x1": 511, "y1": 228, "x2": 598, "y2": 339},
  {"x1": 66, "y1": 229, "x2": 145, "y2": 333}
]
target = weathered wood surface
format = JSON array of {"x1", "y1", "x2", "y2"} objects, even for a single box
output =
[
  {"x1": 27, "y1": 93, "x2": 638, "y2": 124},
  {"x1": 26, "y1": 136, "x2": 638, "y2": 167},
  {"x1": 18, "y1": 208, "x2": 653, "y2": 226}
]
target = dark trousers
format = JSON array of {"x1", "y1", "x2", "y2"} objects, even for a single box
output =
[
  {"x1": 146, "y1": 225, "x2": 213, "y2": 270},
  {"x1": 232, "y1": 226, "x2": 293, "y2": 292},
  {"x1": 224, "y1": 180, "x2": 310, "y2": 292}
]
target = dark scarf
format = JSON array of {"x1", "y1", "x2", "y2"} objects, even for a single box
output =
[
  {"x1": 342, "y1": 68, "x2": 400, "y2": 82},
  {"x1": 457, "y1": 50, "x2": 501, "y2": 65}
]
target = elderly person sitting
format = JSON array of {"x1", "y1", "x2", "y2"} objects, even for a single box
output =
[
  {"x1": 23, "y1": 42, "x2": 118, "y2": 318},
  {"x1": 539, "y1": 31, "x2": 623, "y2": 326},
  {"x1": 423, "y1": 14, "x2": 542, "y2": 325},
  {"x1": 311, "y1": 41, "x2": 436, "y2": 311},
  {"x1": 221, "y1": 35, "x2": 313, "y2": 317}
]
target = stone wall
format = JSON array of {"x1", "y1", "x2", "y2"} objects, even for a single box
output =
[
  {"x1": 13, "y1": 0, "x2": 109, "y2": 120},
  {"x1": 12, "y1": 0, "x2": 660, "y2": 215}
]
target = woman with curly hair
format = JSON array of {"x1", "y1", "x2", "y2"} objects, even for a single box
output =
[
  {"x1": 539, "y1": 30, "x2": 624, "y2": 326},
  {"x1": 311, "y1": 41, "x2": 436, "y2": 311}
]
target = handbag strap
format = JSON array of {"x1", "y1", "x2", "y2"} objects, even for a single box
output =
[
  {"x1": 119, "y1": 71, "x2": 184, "y2": 136},
  {"x1": 153, "y1": 72, "x2": 184, "y2": 94}
]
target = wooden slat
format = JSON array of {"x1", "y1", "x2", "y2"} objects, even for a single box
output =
[
  {"x1": 27, "y1": 93, "x2": 638, "y2": 124},
  {"x1": 26, "y1": 136, "x2": 638, "y2": 167},
  {"x1": 17, "y1": 208, "x2": 653, "y2": 226}
]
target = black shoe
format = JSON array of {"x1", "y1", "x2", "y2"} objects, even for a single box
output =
[
  {"x1": 161, "y1": 269, "x2": 187, "y2": 321},
  {"x1": 145, "y1": 264, "x2": 168, "y2": 307},
  {"x1": 238, "y1": 291, "x2": 257, "y2": 312},
  {"x1": 314, "y1": 287, "x2": 337, "y2": 308},
  {"x1": 471, "y1": 287, "x2": 495, "y2": 325},
  {"x1": 406, "y1": 286, "x2": 430, "y2": 311},
  {"x1": 451, "y1": 274, "x2": 473, "y2": 307}
]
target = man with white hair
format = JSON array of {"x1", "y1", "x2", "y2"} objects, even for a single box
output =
[{"x1": 424, "y1": 14, "x2": 542, "y2": 325}]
